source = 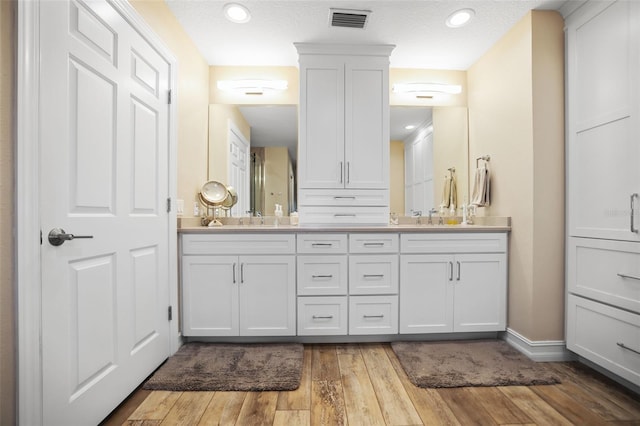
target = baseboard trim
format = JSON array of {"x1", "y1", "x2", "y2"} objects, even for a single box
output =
[{"x1": 502, "y1": 328, "x2": 576, "y2": 362}]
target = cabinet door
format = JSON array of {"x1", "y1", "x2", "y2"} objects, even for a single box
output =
[
  {"x1": 453, "y1": 253, "x2": 506, "y2": 332},
  {"x1": 344, "y1": 57, "x2": 389, "y2": 189},
  {"x1": 181, "y1": 256, "x2": 238, "y2": 336},
  {"x1": 298, "y1": 57, "x2": 345, "y2": 189},
  {"x1": 567, "y1": 1, "x2": 640, "y2": 241},
  {"x1": 399, "y1": 254, "x2": 453, "y2": 333},
  {"x1": 239, "y1": 255, "x2": 296, "y2": 336}
]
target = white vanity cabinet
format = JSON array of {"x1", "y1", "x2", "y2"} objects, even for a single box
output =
[
  {"x1": 295, "y1": 43, "x2": 394, "y2": 225},
  {"x1": 399, "y1": 233, "x2": 507, "y2": 334},
  {"x1": 181, "y1": 234, "x2": 296, "y2": 337},
  {"x1": 565, "y1": 1, "x2": 640, "y2": 387}
]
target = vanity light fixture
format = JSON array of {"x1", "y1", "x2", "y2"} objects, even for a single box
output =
[
  {"x1": 446, "y1": 8, "x2": 475, "y2": 28},
  {"x1": 392, "y1": 82, "x2": 462, "y2": 98},
  {"x1": 223, "y1": 3, "x2": 251, "y2": 24},
  {"x1": 217, "y1": 79, "x2": 288, "y2": 95}
]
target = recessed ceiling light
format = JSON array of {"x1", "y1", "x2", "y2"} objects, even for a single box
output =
[
  {"x1": 224, "y1": 3, "x2": 251, "y2": 24},
  {"x1": 446, "y1": 8, "x2": 475, "y2": 28},
  {"x1": 404, "y1": 125, "x2": 416, "y2": 130}
]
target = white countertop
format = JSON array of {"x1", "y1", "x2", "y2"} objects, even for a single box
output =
[{"x1": 178, "y1": 216, "x2": 511, "y2": 234}]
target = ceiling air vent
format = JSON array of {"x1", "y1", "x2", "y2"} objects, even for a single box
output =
[{"x1": 329, "y1": 8, "x2": 371, "y2": 29}]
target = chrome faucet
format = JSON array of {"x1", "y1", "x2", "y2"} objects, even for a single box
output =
[
  {"x1": 412, "y1": 210, "x2": 422, "y2": 225},
  {"x1": 428, "y1": 208, "x2": 437, "y2": 225},
  {"x1": 255, "y1": 211, "x2": 264, "y2": 225}
]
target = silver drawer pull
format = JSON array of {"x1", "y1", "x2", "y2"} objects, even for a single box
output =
[
  {"x1": 363, "y1": 314, "x2": 384, "y2": 319},
  {"x1": 334, "y1": 196, "x2": 356, "y2": 199},
  {"x1": 312, "y1": 315, "x2": 334, "y2": 320},
  {"x1": 617, "y1": 342, "x2": 640, "y2": 356},
  {"x1": 631, "y1": 193, "x2": 638, "y2": 233},
  {"x1": 312, "y1": 274, "x2": 333, "y2": 279},
  {"x1": 364, "y1": 242, "x2": 385, "y2": 247},
  {"x1": 312, "y1": 243, "x2": 332, "y2": 247},
  {"x1": 617, "y1": 273, "x2": 640, "y2": 281},
  {"x1": 363, "y1": 274, "x2": 384, "y2": 279},
  {"x1": 334, "y1": 213, "x2": 357, "y2": 217}
]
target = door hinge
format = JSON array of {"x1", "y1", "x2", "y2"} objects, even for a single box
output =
[
  {"x1": 168, "y1": 305, "x2": 173, "y2": 321},
  {"x1": 168, "y1": 89, "x2": 172, "y2": 104},
  {"x1": 167, "y1": 197, "x2": 171, "y2": 213}
]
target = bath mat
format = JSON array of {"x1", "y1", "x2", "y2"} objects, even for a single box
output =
[
  {"x1": 391, "y1": 340, "x2": 560, "y2": 388},
  {"x1": 142, "y1": 342, "x2": 304, "y2": 391}
]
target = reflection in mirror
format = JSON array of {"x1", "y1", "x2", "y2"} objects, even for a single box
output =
[{"x1": 209, "y1": 104, "x2": 468, "y2": 218}]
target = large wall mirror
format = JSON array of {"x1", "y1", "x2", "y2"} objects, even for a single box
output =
[{"x1": 208, "y1": 104, "x2": 468, "y2": 217}]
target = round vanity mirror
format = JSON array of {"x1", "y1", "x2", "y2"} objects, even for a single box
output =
[{"x1": 201, "y1": 180, "x2": 228, "y2": 205}]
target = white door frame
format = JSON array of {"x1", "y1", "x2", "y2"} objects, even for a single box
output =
[{"x1": 16, "y1": 1, "x2": 179, "y2": 424}]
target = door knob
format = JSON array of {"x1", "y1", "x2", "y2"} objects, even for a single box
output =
[{"x1": 48, "y1": 228, "x2": 93, "y2": 246}]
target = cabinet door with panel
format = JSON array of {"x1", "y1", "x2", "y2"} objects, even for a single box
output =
[
  {"x1": 566, "y1": 0, "x2": 640, "y2": 241},
  {"x1": 399, "y1": 252, "x2": 506, "y2": 333},
  {"x1": 239, "y1": 255, "x2": 296, "y2": 336},
  {"x1": 181, "y1": 255, "x2": 239, "y2": 336},
  {"x1": 297, "y1": 55, "x2": 345, "y2": 189}
]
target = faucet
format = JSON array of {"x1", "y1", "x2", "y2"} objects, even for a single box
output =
[
  {"x1": 255, "y1": 211, "x2": 264, "y2": 225},
  {"x1": 412, "y1": 210, "x2": 422, "y2": 225},
  {"x1": 428, "y1": 208, "x2": 437, "y2": 225}
]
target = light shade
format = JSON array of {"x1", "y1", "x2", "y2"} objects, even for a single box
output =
[
  {"x1": 392, "y1": 82, "x2": 462, "y2": 97},
  {"x1": 217, "y1": 79, "x2": 288, "y2": 95}
]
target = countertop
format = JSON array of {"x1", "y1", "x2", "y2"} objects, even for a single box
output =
[{"x1": 177, "y1": 216, "x2": 511, "y2": 234}]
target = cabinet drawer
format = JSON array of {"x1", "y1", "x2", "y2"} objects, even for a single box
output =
[
  {"x1": 401, "y1": 233, "x2": 507, "y2": 254},
  {"x1": 298, "y1": 189, "x2": 389, "y2": 206},
  {"x1": 182, "y1": 234, "x2": 295, "y2": 255},
  {"x1": 298, "y1": 206, "x2": 388, "y2": 225},
  {"x1": 349, "y1": 295, "x2": 398, "y2": 335},
  {"x1": 297, "y1": 234, "x2": 348, "y2": 254},
  {"x1": 567, "y1": 294, "x2": 640, "y2": 386},
  {"x1": 568, "y1": 237, "x2": 640, "y2": 313},
  {"x1": 349, "y1": 234, "x2": 399, "y2": 253},
  {"x1": 297, "y1": 296, "x2": 348, "y2": 336},
  {"x1": 297, "y1": 256, "x2": 348, "y2": 295},
  {"x1": 349, "y1": 255, "x2": 398, "y2": 295}
]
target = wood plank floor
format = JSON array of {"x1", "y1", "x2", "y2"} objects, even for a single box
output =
[{"x1": 101, "y1": 343, "x2": 640, "y2": 426}]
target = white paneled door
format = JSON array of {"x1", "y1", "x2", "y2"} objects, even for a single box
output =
[{"x1": 39, "y1": 1, "x2": 172, "y2": 424}]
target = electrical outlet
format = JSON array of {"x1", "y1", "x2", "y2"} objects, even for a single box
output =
[{"x1": 176, "y1": 199, "x2": 184, "y2": 215}]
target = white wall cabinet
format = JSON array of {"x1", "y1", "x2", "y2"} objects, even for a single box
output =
[
  {"x1": 399, "y1": 233, "x2": 507, "y2": 334},
  {"x1": 565, "y1": 0, "x2": 640, "y2": 387},
  {"x1": 296, "y1": 43, "x2": 394, "y2": 225}
]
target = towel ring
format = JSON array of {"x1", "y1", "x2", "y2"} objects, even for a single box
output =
[{"x1": 476, "y1": 155, "x2": 490, "y2": 168}]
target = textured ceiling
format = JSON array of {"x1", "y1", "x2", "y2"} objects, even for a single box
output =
[{"x1": 165, "y1": 0, "x2": 567, "y2": 70}]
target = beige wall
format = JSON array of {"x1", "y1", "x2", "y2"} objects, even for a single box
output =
[
  {"x1": 467, "y1": 10, "x2": 564, "y2": 341},
  {"x1": 130, "y1": 0, "x2": 210, "y2": 217},
  {"x1": 390, "y1": 140, "x2": 405, "y2": 214},
  {"x1": 0, "y1": 2, "x2": 15, "y2": 424}
]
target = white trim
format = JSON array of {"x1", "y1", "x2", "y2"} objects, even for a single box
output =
[
  {"x1": 502, "y1": 328, "x2": 576, "y2": 362},
  {"x1": 17, "y1": 1, "x2": 43, "y2": 424},
  {"x1": 17, "y1": 1, "x2": 180, "y2": 424}
]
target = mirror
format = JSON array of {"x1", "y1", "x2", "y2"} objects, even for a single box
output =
[{"x1": 208, "y1": 104, "x2": 468, "y2": 216}]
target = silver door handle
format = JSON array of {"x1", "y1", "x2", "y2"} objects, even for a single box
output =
[
  {"x1": 631, "y1": 193, "x2": 638, "y2": 233},
  {"x1": 456, "y1": 261, "x2": 461, "y2": 281},
  {"x1": 617, "y1": 342, "x2": 640, "y2": 356},
  {"x1": 364, "y1": 242, "x2": 385, "y2": 247},
  {"x1": 334, "y1": 196, "x2": 356, "y2": 199},
  {"x1": 312, "y1": 243, "x2": 332, "y2": 247},
  {"x1": 346, "y1": 162, "x2": 350, "y2": 184},
  {"x1": 363, "y1": 274, "x2": 384, "y2": 278},
  {"x1": 334, "y1": 213, "x2": 356, "y2": 217},
  {"x1": 449, "y1": 261, "x2": 453, "y2": 281},
  {"x1": 312, "y1": 274, "x2": 333, "y2": 279},
  {"x1": 48, "y1": 228, "x2": 93, "y2": 246},
  {"x1": 233, "y1": 263, "x2": 237, "y2": 283},
  {"x1": 312, "y1": 315, "x2": 334, "y2": 319},
  {"x1": 363, "y1": 314, "x2": 384, "y2": 318},
  {"x1": 339, "y1": 161, "x2": 343, "y2": 183},
  {"x1": 240, "y1": 263, "x2": 244, "y2": 283}
]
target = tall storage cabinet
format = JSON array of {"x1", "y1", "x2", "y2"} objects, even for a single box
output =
[
  {"x1": 295, "y1": 43, "x2": 394, "y2": 225},
  {"x1": 565, "y1": 0, "x2": 640, "y2": 387}
]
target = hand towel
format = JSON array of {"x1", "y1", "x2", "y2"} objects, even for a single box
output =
[
  {"x1": 471, "y1": 166, "x2": 491, "y2": 206},
  {"x1": 441, "y1": 175, "x2": 451, "y2": 208},
  {"x1": 449, "y1": 172, "x2": 457, "y2": 209}
]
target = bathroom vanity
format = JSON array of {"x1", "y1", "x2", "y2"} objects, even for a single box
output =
[{"x1": 178, "y1": 221, "x2": 509, "y2": 341}]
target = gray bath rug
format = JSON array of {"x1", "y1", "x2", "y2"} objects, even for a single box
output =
[
  {"x1": 143, "y1": 342, "x2": 304, "y2": 391},
  {"x1": 391, "y1": 340, "x2": 560, "y2": 388}
]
